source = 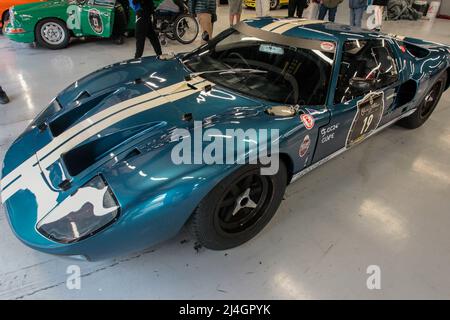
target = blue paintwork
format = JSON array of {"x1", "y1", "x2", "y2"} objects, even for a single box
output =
[{"x1": 2, "y1": 17, "x2": 450, "y2": 260}]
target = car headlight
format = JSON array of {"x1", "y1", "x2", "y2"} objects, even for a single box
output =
[{"x1": 37, "y1": 175, "x2": 120, "y2": 243}]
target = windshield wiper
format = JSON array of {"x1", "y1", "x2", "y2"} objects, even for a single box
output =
[{"x1": 184, "y1": 68, "x2": 267, "y2": 81}]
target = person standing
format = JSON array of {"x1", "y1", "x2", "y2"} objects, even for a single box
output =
[
  {"x1": 0, "y1": 86, "x2": 10, "y2": 104},
  {"x1": 228, "y1": 0, "x2": 243, "y2": 26},
  {"x1": 371, "y1": 0, "x2": 388, "y2": 31},
  {"x1": 307, "y1": 0, "x2": 320, "y2": 19},
  {"x1": 318, "y1": 0, "x2": 343, "y2": 22},
  {"x1": 130, "y1": 0, "x2": 162, "y2": 58},
  {"x1": 255, "y1": 0, "x2": 270, "y2": 17},
  {"x1": 349, "y1": 0, "x2": 367, "y2": 27},
  {"x1": 189, "y1": 0, "x2": 217, "y2": 43},
  {"x1": 288, "y1": 0, "x2": 308, "y2": 18},
  {"x1": 112, "y1": 0, "x2": 128, "y2": 44}
]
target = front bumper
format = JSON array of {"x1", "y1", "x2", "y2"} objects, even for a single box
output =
[
  {"x1": 4, "y1": 28, "x2": 34, "y2": 43},
  {"x1": 3, "y1": 189, "x2": 189, "y2": 261}
]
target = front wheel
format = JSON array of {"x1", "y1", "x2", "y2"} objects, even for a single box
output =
[
  {"x1": 188, "y1": 163, "x2": 287, "y2": 250},
  {"x1": 398, "y1": 73, "x2": 446, "y2": 129},
  {"x1": 35, "y1": 18, "x2": 70, "y2": 50}
]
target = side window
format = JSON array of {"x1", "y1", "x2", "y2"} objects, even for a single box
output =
[{"x1": 334, "y1": 39, "x2": 398, "y2": 104}]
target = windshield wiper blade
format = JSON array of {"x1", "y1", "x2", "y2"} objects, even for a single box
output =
[{"x1": 184, "y1": 68, "x2": 267, "y2": 81}]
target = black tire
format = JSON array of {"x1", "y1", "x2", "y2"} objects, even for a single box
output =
[
  {"x1": 270, "y1": 0, "x2": 281, "y2": 10},
  {"x1": 398, "y1": 73, "x2": 446, "y2": 129},
  {"x1": 1, "y1": 10, "x2": 9, "y2": 34},
  {"x1": 188, "y1": 163, "x2": 287, "y2": 250},
  {"x1": 35, "y1": 18, "x2": 70, "y2": 49},
  {"x1": 173, "y1": 14, "x2": 198, "y2": 44}
]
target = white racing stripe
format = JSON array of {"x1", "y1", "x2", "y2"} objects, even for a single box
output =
[
  {"x1": 1, "y1": 78, "x2": 213, "y2": 206},
  {"x1": 261, "y1": 20, "x2": 291, "y2": 31},
  {"x1": 271, "y1": 23, "x2": 300, "y2": 35},
  {"x1": 271, "y1": 19, "x2": 328, "y2": 34}
]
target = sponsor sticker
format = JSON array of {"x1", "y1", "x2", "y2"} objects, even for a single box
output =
[
  {"x1": 300, "y1": 114, "x2": 315, "y2": 130},
  {"x1": 88, "y1": 9, "x2": 103, "y2": 34},
  {"x1": 320, "y1": 123, "x2": 339, "y2": 144},
  {"x1": 299, "y1": 134, "x2": 311, "y2": 158},
  {"x1": 320, "y1": 41, "x2": 335, "y2": 51}
]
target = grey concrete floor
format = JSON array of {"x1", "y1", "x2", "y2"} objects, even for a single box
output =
[{"x1": 1, "y1": 5, "x2": 450, "y2": 299}]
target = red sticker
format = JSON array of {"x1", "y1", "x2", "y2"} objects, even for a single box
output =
[
  {"x1": 320, "y1": 41, "x2": 335, "y2": 51},
  {"x1": 299, "y1": 135, "x2": 311, "y2": 158},
  {"x1": 300, "y1": 114, "x2": 315, "y2": 130}
]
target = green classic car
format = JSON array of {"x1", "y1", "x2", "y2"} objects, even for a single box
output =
[{"x1": 5, "y1": 0, "x2": 158, "y2": 49}]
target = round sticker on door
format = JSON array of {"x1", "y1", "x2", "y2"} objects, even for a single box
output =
[
  {"x1": 299, "y1": 134, "x2": 311, "y2": 158},
  {"x1": 320, "y1": 41, "x2": 335, "y2": 51},
  {"x1": 300, "y1": 114, "x2": 315, "y2": 130},
  {"x1": 88, "y1": 9, "x2": 103, "y2": 34}
]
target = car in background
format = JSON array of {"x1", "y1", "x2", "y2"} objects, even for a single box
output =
[
  {"x1": 244, "y1": 0, "x2": 288, "y2": 10},
  {"x1": 0, "y1": 0, "x2": 45, "y2": 32},
  {"x1": 4, "y1": 0, "x2": 138, "y2": 49}
]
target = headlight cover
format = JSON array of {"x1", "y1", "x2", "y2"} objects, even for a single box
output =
[{"x1": 37, "y1": 175, "x2": 120, "y2": 243}]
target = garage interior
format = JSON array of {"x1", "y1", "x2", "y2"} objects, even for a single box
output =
[{"x1": 1, "y1": 4, "x2": 450, "y2": 299}]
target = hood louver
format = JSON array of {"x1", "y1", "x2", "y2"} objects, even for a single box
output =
[
  {"x1": 62, "y1": 123, "x2": 160, "y2": 176},
  {"x1": 49, "y1": 90, "x2": 115, "y2": 137}
]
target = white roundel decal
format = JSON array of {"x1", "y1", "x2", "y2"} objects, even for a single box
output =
[
  {"x1": 300, "y1": 113, "x2": 315, "y2": 130},
  {"x1": 320, "y1": 41, "x2": 335, "y2": 51},
  {"x1": 299, "y1": 134, "x2": 311, "y2": 158}
]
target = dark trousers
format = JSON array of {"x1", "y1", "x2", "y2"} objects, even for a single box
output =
[
  {"x1": 112, "y1": 2, "x2": 127, "y2": 39},
  {"x1": 135, "y1": 9, "x2": 162, "y2": 59},
  {"x1": 288, "y1": 0, "x2": 307, "y2": 18},
  {"x1": 318, "y1": 4, "x2": 337, "y2": 22}
]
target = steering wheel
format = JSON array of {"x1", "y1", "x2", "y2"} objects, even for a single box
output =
[{"x1": 227, "y1": 52, "x2": 251, "y2": 69}]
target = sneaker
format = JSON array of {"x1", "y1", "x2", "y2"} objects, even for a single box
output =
[{"x1": 0, "y1": 88, "x2": 9, "y2": 104}]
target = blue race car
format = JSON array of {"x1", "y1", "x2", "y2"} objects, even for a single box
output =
[{"x1": 2, "y1": 18, "x2": 449, "y2": 261}]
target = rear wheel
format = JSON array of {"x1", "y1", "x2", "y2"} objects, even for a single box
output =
[
  {"x1": 35, "y1": 18, "x2": 70, "y2": 50},
  {"x1": 173, "y1": 14, "x2": 198, "y2": 44},
  {"x1": 398, "y1": 73, "x2": 446, "y2": 129},
  {"x1": 188, "y1": 163, "x2": 287, "y2": 250}
]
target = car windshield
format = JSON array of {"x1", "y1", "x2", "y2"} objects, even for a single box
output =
[{"x1": 183, "y1": 28, "x2": 335, "y2": 105}]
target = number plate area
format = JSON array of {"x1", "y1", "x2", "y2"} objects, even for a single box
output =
[{"x1": 346, "y1": 91, "x2": 385, "y2": 148}]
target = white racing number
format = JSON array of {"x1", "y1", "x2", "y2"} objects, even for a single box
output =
[
  {"x1": 66, "y1": 5, "x2": 81, "y2": 30},
  {"x1": 360, "y1": 114, "x2": 374, "y2": 135}
]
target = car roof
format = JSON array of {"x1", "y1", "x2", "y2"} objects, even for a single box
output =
[{"x1": 242, "y1": 17, "x2": 387, "y2": 44}]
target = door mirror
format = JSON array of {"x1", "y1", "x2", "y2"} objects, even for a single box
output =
[{"x1": 349, "y1": 77, "x2": 375, "y2": 94}]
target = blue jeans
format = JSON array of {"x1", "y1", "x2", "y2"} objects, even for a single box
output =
[
  {"x1": 350, "y1": 7, "x2": 364, "y2": 27},
  {"x1": 318, "y1": 5, "x2": 337, "y2": 22}
]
